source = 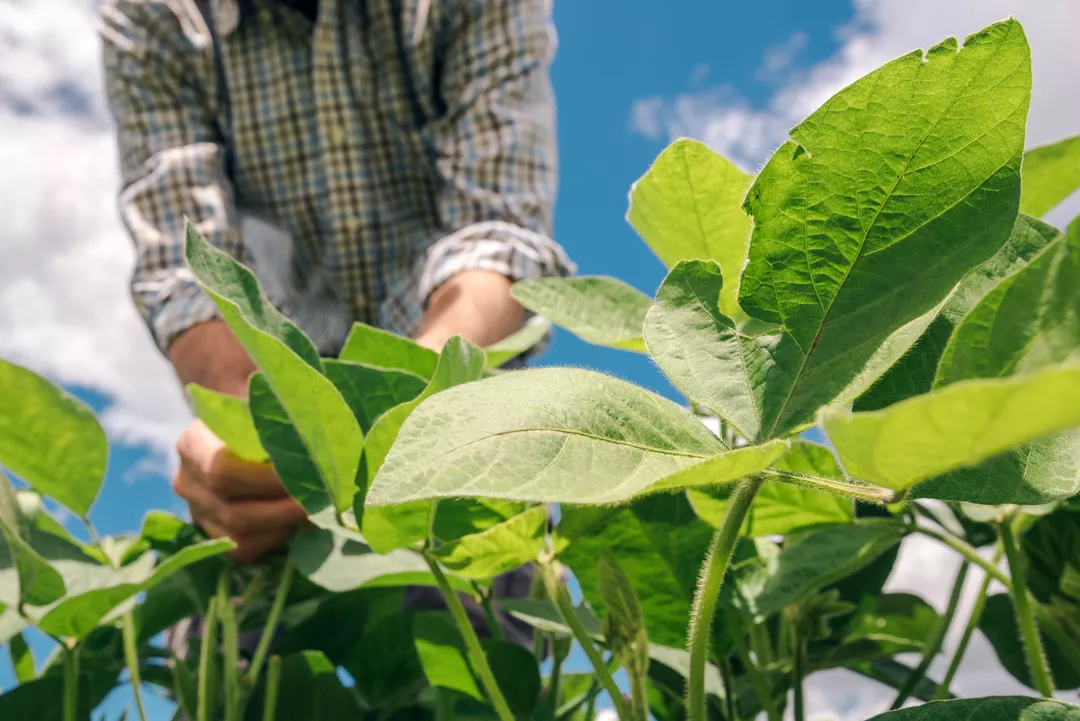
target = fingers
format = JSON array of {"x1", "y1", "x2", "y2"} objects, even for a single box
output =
[
  {"x1": 177, "y1": 419, "x2": 288, "y2": 500},
  {"x1": 193, "y1": 514, "x2": 297, "y2": 565}
]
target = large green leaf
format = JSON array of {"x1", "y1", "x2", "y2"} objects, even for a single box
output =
[
  {"x1": 843, "y1": 593, "x2": 939, "y2": 656},
  {"x1": 367, "y1": 368, "x2": 786, "y2": 506},
  {"x1": 289, "y1": 527, "x2": 446, "y2": 593},
  {"x1": 248, "y1": 373, "x2": 333, "y2": 515},
  {"x1": 243, "y1": 650, "x2": 364, "y2": 721},
  {"x1": 361, "y1": 496, "x2": 524, "y2": 556},
  {"x1": 484, "y1": 642, "x2": 542, "y2": 718},
  {"x1": 739, "y1": 521, "x2": 907, "y2": 620},
  {"x1": 186, "y1": 384, "x2": 267, "y2": 462},
  {"x1": 1021, "y1": 135, "x2": 1080, "y2": 218},
  {"x1": 712, "y1": 21, "x2": 1031, "y2": 440},
  {"x1": 510, "y1": 276, "x2": 652, "y2": 352},
  {"x1": 0, "y1": 472, "x2": 65, "y2": 606},
  {"x1": 688, "y1": 441, "x2": 854, "y2": 536},
  {"x1": 978, "y1": 593, "x2": 1080, "y2": 691},
  {"x1": 854, "y1": 213, "x2": 1062, "y2": 412},
  {"x1": 323, "y1": 360, "x2": 428, "y2": 435},
  {"x1": 0, "y1": 359, "x2": 107, "y2": 517},
  {"x1": 557, "y1": 494, "x2": 714, "y2": 647},
  {"x1": 0, "y1": 666, "x2": 118, "y2": 721},
  {"x1": 432, "y1": 506, "x2": 547, "y2": 580},
  {"x1": 596, "y1": 551, "x2": 650, "y2": 718},
  {"x1": 337, "y1": 322, "x2": 439, "y2": 379},
  {"x1": 185, "y1": 225, "x2": 363, "y2": 513},
  {"x1": 822, "y1": 360, "x2": 1080, "y2": 495},
  {"x1": 627, "y1": 138, "x2": 753, "y2": 316},
  {"x1": 1022, "y1": 507, "x2": 1080, "y2": 605},
  {"x1": 866, "y1": 697, "x2": 1080, "y2": 721},
  {"x1": 413, "y1": 611, "x2": 484, "y2": 700}
]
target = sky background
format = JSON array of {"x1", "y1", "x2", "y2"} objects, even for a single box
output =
[{"x1": 1, "y1": 0, "x2": 1079, "y2": 718}]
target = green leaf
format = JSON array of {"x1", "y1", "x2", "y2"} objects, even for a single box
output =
[
  {"x1": 26, "y1": 537, "x2": 234, "y2": 639},
  {"x1": 9, "y1": 631, "x2": 33, "y2": 682},
  {"x1": 289, "y1": 527, "x2": 450, "y2": 593},
  {"x1": 511, "y1": 276, "x2": 652, "y2": 352},
  {"x1": 338, "y1": 322, "x2": 439, "y2": 379},
  {"x1": 689, "y1": 441, "x2": 854, "y2": 536},
  {"x1": 186, "y1": 385, "x2": 267, "y2": 462},
  {"x1": 0, "y1": 666, "x2": 118, "y2": 721},
  {"x1": 413, "y1": 612, "x2": 484, "y2": 700},
  {"x1": 627, "y1": 138, "x2": 753, "y2": 316},
  {"x1": 484, "y1": 641, "x2": 542, "y2": 717},
  {"x1": 185, "y1": 223, "x2": 363, "y2": 513},
  {"x1": 843, "y1": 593, "x2": 939, "y2": 655},
  {"x1": 483, "y1": 317, "x2": 553, "y2": 369},
  {"x1": 1021, "y1": 134, "x2": 1080, "y2": 218},
  {"x1": 742, "y1": 521, "x2": 907, "y2": 620},
  {"x1": 1022, "y1": 507, "x2": 1080, "y2": 604},
  {"x1": 248, "y1": 373, "x2": 333, "y2": 515},
  {"x1": 978, "y1": 593, "x2": 1080, "y2": 691},
  {"x1": 244, "y1": 650, "x2": 364, "y2": 721},
  {"x1": 596, "y1": 551, "x2": 649, "y2": 716},
  {"x1": 854, "y1": 213, "x2": 1062, "y2": 412},
  {"x1": 432, "y1": 506, "x2": 547, "y2": 580},
  {"x1": 822, "y1": 360, "x2": 1080, "y2": 495},
  {"x1": 865, "y1": 697, "x2": 1080, "y2": 721},
  {"x1": 361, "y1": 497, "x2": 524, "y2": 556},
  {"x1": 725, "y1": 20, "x2": 1032, "y2": 440},
  {"x1": 557, "y1": 494, "x2": 714, "y2": 647},
  {"x1": 0, "y1": 359, "x2": 107, "y2": 517},
  {"x1": 367, "y1": 368, "x2": 788, "y2": 507},
  {"x1": 323, "y1": 360, "x2": 428, "y2": 435},
  {"x1": 0, "y1": 472, "x2": 65, "y2": 606}
]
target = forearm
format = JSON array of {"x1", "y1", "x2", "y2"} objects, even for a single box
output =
[
  {"x1": 412, "y1": 270, "x2": 524, "y2": 352},
  {"x1": 169, "y1": 320, "x2": 257, "y2": 397}
]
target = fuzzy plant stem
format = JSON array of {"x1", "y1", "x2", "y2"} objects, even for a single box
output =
[
  {"x1": 122, "y1": 612, "x2": 150, "y2": 721},
  {"x1": 789, "y1": 612, "x2": 807, "y2": 721},
  {"x1": 891, "y1": 561, "x2": 969, "y2": 709},
  {"x1": 262, "y1": 656, "x2": 282, "y2": 721},
  {"x1": 734, "y1": 631, "x2": 779, "y2": 721},
  {"x1": 544, "y1": 568, "x2": 633, "y2": 720},
  {"x1": 935, "y1": 545, "x2": 1003, "y2": 699},
  {"x1": 63, "y1": 642, "x2": 79, "y2": 721},
  {"x1": 424, "y1": 552, "x2": 516, "y2": 721},
  {"x1": 197, "y1": 597, "x2": 220, "y2": 721},
  {"x1": 687, "y1": 475, "x2": 764, "y2": 721},
  {"x1": 1000, "y1": 518, "x2": 1055, "y2": 697},
  {"x1": 218, "y1": 570, "x2": 241, "y2": 721},
  {"x1": 246, "y1": 558, "x2": 294, "y2": 688}
]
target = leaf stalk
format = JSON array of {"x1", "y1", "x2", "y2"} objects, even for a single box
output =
[{"x1": 1000, "y1": 516, "x2": 1055, "y2": 697}]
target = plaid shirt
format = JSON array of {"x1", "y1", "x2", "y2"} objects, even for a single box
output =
[{"x1": 97, "y1": 0, "x2": 574, "y2": 356}]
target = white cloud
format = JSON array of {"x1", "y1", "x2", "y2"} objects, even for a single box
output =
[
  {"x1": 756, "y1": 30, "x2": 809, "y2": 83},
  {"x1": 0, "y1": 0, "x2": 191, "y2": 464}
]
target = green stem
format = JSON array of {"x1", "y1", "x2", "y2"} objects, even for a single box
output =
[
  {"x1": 262, "y1": 656, "x2": 281, "y2": 721},
  {"x1": 122, "y1": 612, "x2": 150, "y2": 721},
  {"x1": 1000, "y1": 518, "x2": 1055, "y2": 697},
  {"x1": 474, "y1": 582, "x2": 506, "y2": 642},
  {"x1": 547, "y1": 633, "x2": 563, "y2": 713},
  {"x1": 63, "y1": 643, "x2": 79, "y2": 721},
  {"x1": 436, "y1": 687, "x2": 456, "y2": 721},
  {"x1": 913, "y1": 526, "x2": 1009, "y2": 585},
  {"x1": 545, "y1": 569, "x2": 632, "y2": 720},
  {"x1": 791, "y1": 616, "x2": 806, "y2": 721},
  {"x1": 935, "y1": 546, "x2": 1003, "y2": 699},
  {"x1": 424, "y1": 552, "x2": 515, "y2": 721},
  {"x1": 687, "y1": 475, "x2": 764, "y2": 721},
  {"x1": 630, "y1": 663, "x2": 649, "y2": 721},
  {"x1": 219, "y1": 570, "x2": 240, "y2": 721},
  {"x1": 719, "y1": 658, "x2": 739, "y2": 721},
  {"x1": 1035, "y1": 605, "x2": 1080, "y2": 676},
  {"x1": 246, "y1": 558, "x2": 294, "y2": 688},
  {"x1": 891, "y1": 561, "x2": 969, "y2": 709},
  {"x1": 768, "y1": 471, "x2": 898, "y2": 505},
  {"x1": 733, "y1": 632, "x2": 779, "y2": 721},
  {"x1": 197, "y1": 597, "x2": 220, "y2": 721}
]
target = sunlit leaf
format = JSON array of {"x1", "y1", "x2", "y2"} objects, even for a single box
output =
[
  {"x1": 413, "y1": 612, "x2": 483, "y2": 700},
  {"x1": 866, "y1": 697, "x2": 1080, "y2": 720},
  {"x1": 1021, "y1": 134, "x2": 1080, "y2": 218},
  {"x1": 186, "y1": 384, "x2": 267, "y2": 462},
  {"x1": 433, "y1": 506, "x2": 547, "y2": 580},
  {"x1": 483, "y1": 316, "x2": 553, "y2": 369},
  {"x1": 511, "y1": 276, "x2": 651, "y2": 352},
  {"x1": 323, "y1": 360, "x2": 428, "y2": 435},
  {"x1": 338, "y1": 322, "x2": 439, "y2": 378}
]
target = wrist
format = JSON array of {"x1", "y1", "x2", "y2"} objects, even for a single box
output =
[
  {"x1": 169, "y1": 320, "x2": 257, "y2": 397},
  {"x1": 414, "y1": 270, "x2": 524, "y2": 351}
]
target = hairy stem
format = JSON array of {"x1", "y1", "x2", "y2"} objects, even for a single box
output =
[
  {"x1": 218, "y1": 570, "x2": 241, "y2": 721},
  {"x1": 913, "y1": 526, "x2": 1009, "y2": 585},
  {"x1": 474, "y1": 582, "x2": 506, "y2": 642},
  {"x1": 1001, "y1": 518, "x2": 1055, "y2": 697},
  {"x1": 734, "y1": 632, "x2": 779, "y2": 721},
  {"x1": 262, "y1": 656, "x2": 281, "y2": 721},
  {"x1": 122, "y1": 611, "x2": 150, "y2": 721},
  {"x1": 935, "y1": 546, "x2": 1003, "y2": 699},
  {"x1": 197, "y1": 597, "x2": 220, "y2": 721},
  {"x1": 424, "y1": 552, "x2": 515, "y2": 721},
  {"x1": 688, "y1": 475, "x2": 764, "y2": 721},
  {"x1": 543, "y1": 564, "x2": 632, "y2": 720},
  {"x1": 891, "y1": 561, "x2": 969, "y2": 709},
  {"x1": 790, "y1": 613, "x2": 806, "y2": 721},
  {"x1": 768, "y1": 471, "x2": 898, "y2": 505},
  {"x1": 547, "y1": 633, "x2": 563, "y2": 713},
  {"x1": 63, "y1": 642, "x2": 79, "y2": 721},
  {"x1": 246, "y1": 558, "x2": 294, "y2": 688},
  {"x1": 719, "y1": 657, "x2": 739, "y2": 721}
]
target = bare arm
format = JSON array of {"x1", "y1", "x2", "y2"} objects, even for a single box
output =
[{"x1": 168, "y1": 320, "x2": 257, "y2": 397}]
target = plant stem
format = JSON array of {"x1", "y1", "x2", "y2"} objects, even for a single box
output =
[
  {"x1": 935, "y1": 545, "x2": 1003, "y2": 699},
  {"x1": 891, "y1": 560, "x2": 969, "y2": 709},
  {"x1": 912, "y1": 526, "x2": 1009, "y2": 585},
  {"x1": 733, "y1": 633, "x2": 779, "y2": 721},
  {"x1": 436, "y1": 688, "x2": 456, "y2": 721},
  {"x1": 197, "y1": 597, "x2": 220, "y2": 721},
  {"x1": 474, "y1": 582, "x2": 506, "y2": 642},
  {"x1": 246, "y1": 558, "x2": 294, "y2": 688},
  {"x1": 790, "y1": 614, "x2": 806, "y2": 721},
  {"x1": 262, "y1": 656, "x2": 281, "y2": 721},
  {"x1": 122, "y1": 611, "x2": 150, "y2": 721},
  {"x1": 769, "y1": 471, "x2": 898, "y2": 505},
  {"x1": 719, "y1": 658, "x2": 739, "y2": 721},
  {"x1": 547, "y1": 633, "x2": 563, "y2": 713},
  {"x1": 63, "y1": 642, "x2": 79, "y2": 721},
  {"x1": 544, "y1": 568, "x2": 632, "y2": 720},
  {"x1": 423, "y1": 552, "x2": 515, "y2": 721},
  {"x1": 687, "y1": 475, "x2": 764, "y2": 721},
  {"x1": 630, "y1": 661, "x2": 650, "y2": 721},
  {"x1": 1034, "y1": 605, "x2": 1080, "y2": 676},
  {"x1": 1000, "y1": 518, "x2": 1055, "y2": 697},
  {"x1": 219, "y1": 570, "x2": 241, "y2": 721}
]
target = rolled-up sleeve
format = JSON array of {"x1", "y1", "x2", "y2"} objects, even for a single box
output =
[
  {"x1": 419, "y1": 0, "x2": 576, "y2": 307},
  {"x1": 98, "y1": 0, "x2": 245, "y2": 355}
]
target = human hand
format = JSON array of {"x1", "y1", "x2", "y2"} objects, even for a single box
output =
[{"x1": 173, "y1": 419, "x2": 306, "y2": 563}]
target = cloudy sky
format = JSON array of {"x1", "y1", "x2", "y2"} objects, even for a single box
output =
[{"x1": 0, "y1": 0, "x2": 1078, "y2": 718}]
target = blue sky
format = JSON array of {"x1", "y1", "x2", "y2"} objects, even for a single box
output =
[{"x1": 2, "y1": 0, "x2": 1079, "y2": 718}]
